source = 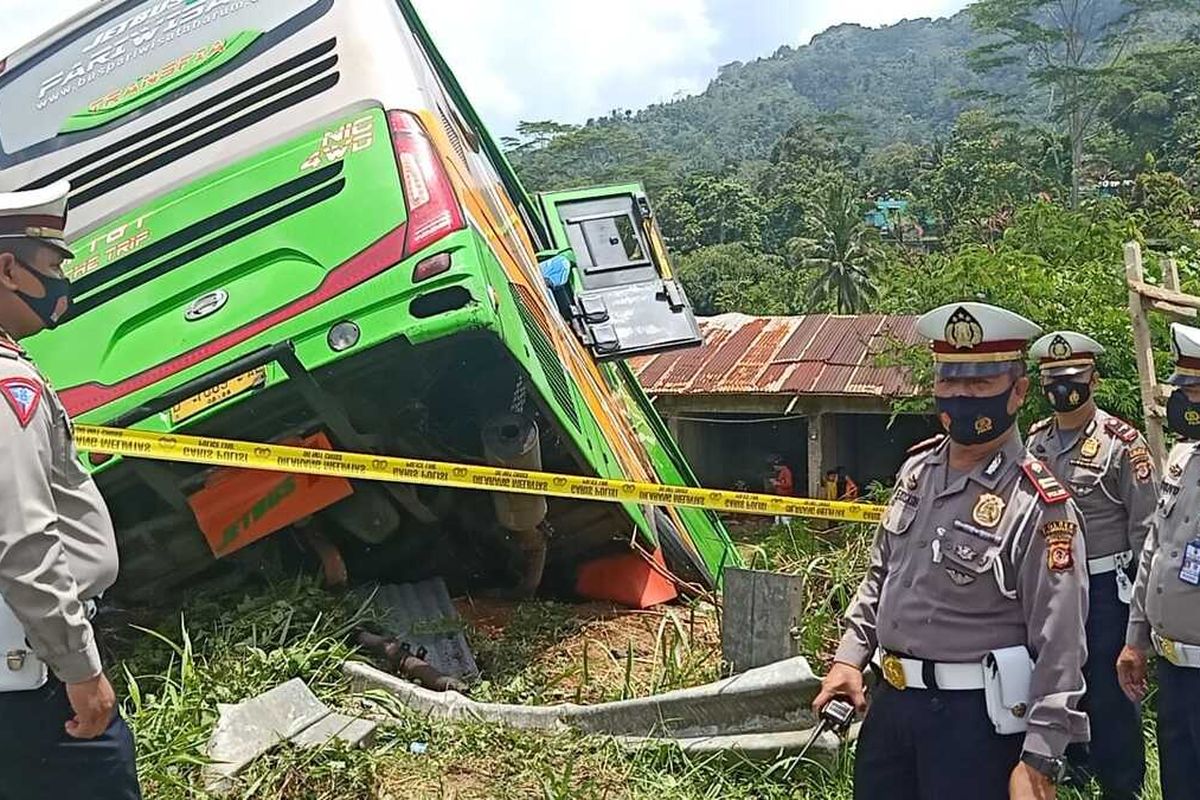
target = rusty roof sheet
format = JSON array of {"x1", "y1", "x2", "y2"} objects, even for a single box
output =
[{"x1": 632, "y1": 313, "x2": 922, "y2": 398}]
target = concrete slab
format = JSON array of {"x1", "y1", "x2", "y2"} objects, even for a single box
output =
[
  {"x1": 203, "y1": 678, "x2": 376, "y2": 793},
  {"x1": 292, "y1": 712, "x2": 378, "y2": 750}
]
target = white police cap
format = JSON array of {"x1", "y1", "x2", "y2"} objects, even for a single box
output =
[
  {"x1": 1030, "y1": 331, "x2": 1104, "y2": 378},
  {"x1": 0, "y1": 181, "x2": 73, "y2": 259},
  {"x1": 916, "y1": 302, "x2": 1042, "y2": 378},
  {"x1": 1169, "y1": 323, "x2": 1200, "y2": 387}
]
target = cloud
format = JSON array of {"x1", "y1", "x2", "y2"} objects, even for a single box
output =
[
  {"x1": 0, "y1": 0, "x2": 82, "y2": 60},
  {"x1": 1, "y1": 0, "x2": 972, "y2": 136},
  {"x1": 414, "y1": 0, "x2": 719, "y2": 130}
]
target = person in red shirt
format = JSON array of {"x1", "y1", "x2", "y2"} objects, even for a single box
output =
[{"x1": 767, "y1": 455, "x2": 794, "y2": 527}]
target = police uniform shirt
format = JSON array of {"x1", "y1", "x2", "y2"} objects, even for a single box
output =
[
  {"x1": 1128, "y1": 442, "x2": 1200, "y2": 650},
  {"x1": 835, "y1": 433, "x2": 1090, "y2": 759},
  {"x1": 1028, "y1": 409, "x2": 1158, "y2": 560},
  {"x1": 0, "y1": 337, "x2": 117, "y2": 684}
]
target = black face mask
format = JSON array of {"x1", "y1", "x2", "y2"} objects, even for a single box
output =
[
  {"x1": 15, "y1": 261, "x2": 71, "y2": 330},
  {"x1": 1167, "y1": 389, "x2": 1200, "y2": 440},
  {"x1": 936, "y1": 386, "x2": 1017, "y2": 445},
  {"x1": 1044, "y1": 379, "x2": 1091, "y2": 413}
]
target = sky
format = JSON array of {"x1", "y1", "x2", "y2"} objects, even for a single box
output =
[{"x1": 1, "y1": 0, "x2": 972, "y2": 135}]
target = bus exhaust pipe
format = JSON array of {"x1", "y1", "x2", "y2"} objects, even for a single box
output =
[{"x1": 482, "y1": 413, "x2": 548, "y2": 598}]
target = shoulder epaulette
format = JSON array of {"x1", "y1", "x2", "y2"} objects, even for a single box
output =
[
  {"x1": 1104, "y1": 417, "x2": 1139, "y2": 444},
  {"x1": 1028, "y1": 417, "x2": 1053, "y2": 436},
  {"x1": 0, "y1": 339, "x2": 20, "y2": 360},
  {"x1": 907, "y1": 434, "x2": 946, "y2": 457},
  {"x1": 1020, "y1": 458, "x2": 1071, "y2": 504}
]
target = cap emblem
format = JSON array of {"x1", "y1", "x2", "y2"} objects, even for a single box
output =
[
  {"x1": 945, "y1": 307, "x2": 984, "y2": 350},
  {"x1": 1048, "y1": 335, "x2": 1072, "y2": 361}
]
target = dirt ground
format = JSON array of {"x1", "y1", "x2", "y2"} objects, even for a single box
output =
[{"x1": 452, "y1": 597, "x2": 723, "y2": 705}]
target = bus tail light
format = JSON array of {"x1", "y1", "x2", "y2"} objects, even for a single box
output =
[{"x1": 387, "y1": 110, "x2": 465, "y2": 259}]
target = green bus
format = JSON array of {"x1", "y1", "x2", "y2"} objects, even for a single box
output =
[{"x1": 0, "y1": 0, "x2": 737, "y2": 603}]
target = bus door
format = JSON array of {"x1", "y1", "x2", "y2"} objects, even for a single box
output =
[{"x1": 538, "y1": 185, "x2": 701, "y2": 361}]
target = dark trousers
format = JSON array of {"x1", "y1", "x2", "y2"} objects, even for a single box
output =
[
  {"x1": 1159, "y1": 661, "x2": 1200, "y2": 800},
  {"x1": 0, "y1": 677, "x2": 141, "y2": 800},
  {"x1": 854, "y1": 683, "x2": 1023, "y2": 800},
  {"x1": 1066, "y1": 572, "x2": 1145, "y2": 799}
]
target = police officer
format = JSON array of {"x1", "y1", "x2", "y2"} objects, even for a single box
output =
[
  {"x1": 814, "y1": 302, "x2": 1089, "y2": 800},
  {"x1": 1026, "y1": 331, "x2": 1156, "y2": 800},
  {"x1": 0, "y1": 183, "x2": 141, "y2": 798},
  {"x1": 1119, "y1": 323, "x2": 1200, "y2": 800}
]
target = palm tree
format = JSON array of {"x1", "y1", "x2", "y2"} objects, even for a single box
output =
[{"x1": 791, "y1": 182, "x2": 883, "y2": 314}]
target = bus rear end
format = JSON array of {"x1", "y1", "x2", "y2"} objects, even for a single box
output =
[{"x1": 0, "y1": 0, "x2": 736, "y2": 602}]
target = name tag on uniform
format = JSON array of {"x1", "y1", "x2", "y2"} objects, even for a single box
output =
[{"x1": 1180, "y1": 540, "x2": 1200, "y2": 586}]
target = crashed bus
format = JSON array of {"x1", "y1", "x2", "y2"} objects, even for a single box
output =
[{"x1": 0, "y1": 0, "x2": 738, "y2": 604}]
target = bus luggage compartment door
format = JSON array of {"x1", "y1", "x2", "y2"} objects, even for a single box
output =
[{"x1": 539, "y1": 186, "x2": 702, "y2": 361}]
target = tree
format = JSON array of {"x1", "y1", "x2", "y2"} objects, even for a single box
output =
[
  {"x1": 792, "y1": 182, "x2": 883, "y2": 314},
  {"x1": 757, "y1": 118, "x2": 867, "y2": 253},
  {"x1": 875, "y1": 197, "x2": 1156, "y2": 425},
  {"x1": 673, "y1": 243, "x2": 806, "y2": 316},
  {"x1": 913, "y1": 110, "x2": 1061, "y2": 243},
  {"x1": 970, "y1": 0, "x2": 1188, "y2": 207},
  {"x1": 1094, "y1": 42, "x2": 1200, "y2": 179}
]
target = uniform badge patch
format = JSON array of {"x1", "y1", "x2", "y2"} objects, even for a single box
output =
[
  {"x1": 954, "y1": 543, "x2": 978, "y2": 562},
  {"x1": 1021, "y1": 459, "x2": 1071, "y2": 504},
  {"x1": 984, "y1": 452, "x2": 1004, "y2": 478},
  {"x1": 946, "y1": 568, "x2": 975, "y2": 585},
  {"x1": 1129, "y1": 446, "x2": 1155, "y2": 484},
  {"x1": 1105, "y1": 418, "x2": 1139, "y2": 443},
  {"x1": 1080, "y1": 438, "x2": 1100, "y2": 460},
  {"x1": 0, "y1": 377, "x2": 41, "y2": 428},
  {"x1": 1041, "y1": 519, "x2": 1078, "y2": 572},
  {"x1": 1171, "y1": 463, "x2": 1184, "y2": 479},
  {"x1": 972, "y1": 493, "x2": 1005, "y2": 528}
]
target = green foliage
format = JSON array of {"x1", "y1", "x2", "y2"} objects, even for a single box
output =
[
  {"x1": 913, "y1": 109, "x2": 1066, "y2": 242},
  {"x1": 791, "y1": 182, "x2": 883, "y2": 314},
  {"x1": 969, "y1": 0, "x2": 1194, "y2": 204},
  {"x1": 655, "y1": 175, "x2": 766, "y2": 252},
  {"x1": 674, "y1": 243, "x2": 807, "y2": 317},
  {"x1": 876, "y1": 199, "x2": 1158, "y2": 425}
]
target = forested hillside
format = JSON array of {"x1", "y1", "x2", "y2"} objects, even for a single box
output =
[{"x1": 506, "y1": 0, "x2": 1200, "y2": 421}]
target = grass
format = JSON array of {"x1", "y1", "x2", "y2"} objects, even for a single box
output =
[{"x1": 107, "y1": 518, "x2": 1166, "y2": 798}]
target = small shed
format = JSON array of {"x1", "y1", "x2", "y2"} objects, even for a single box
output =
[{"x1": 632, "y1": 313, "x2": 938, "y2": 497}]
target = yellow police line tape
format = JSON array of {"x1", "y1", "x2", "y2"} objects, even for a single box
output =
[{"x1": 74, "y1": 425, "x2": 885, "y2": 524}]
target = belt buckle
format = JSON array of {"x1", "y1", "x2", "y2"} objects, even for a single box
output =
[
  {"x1": 881, "y1": 653, "x2": 907, "y2": 690},
  {"x1": 1160, "y1": 636, "x2": 1183, "y2": 667}
]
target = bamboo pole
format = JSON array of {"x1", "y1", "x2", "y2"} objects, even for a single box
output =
[{"x1": 1125, "y1": 242, "x2": 1167, "y2": 468}]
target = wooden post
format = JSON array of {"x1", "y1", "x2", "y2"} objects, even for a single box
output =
[
  {"x1": 1125, "y1": 242, "x2": 1167, "y2": 468},
  {"x1": 1164, "y1": 258, "x2": 1181, "y2": 292}
]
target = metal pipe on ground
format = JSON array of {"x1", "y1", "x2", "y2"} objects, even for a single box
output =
[{"x1": 355, "y1": 631, "x2": 470, "y2": 694}]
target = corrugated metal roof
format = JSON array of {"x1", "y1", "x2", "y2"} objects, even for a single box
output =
[{"x1": 633, "y1": 313, "x2": 922, "y2": 398}]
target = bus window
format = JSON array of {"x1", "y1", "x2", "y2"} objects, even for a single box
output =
[{"x1": 0, "y1": 0, "x2": 323, "y2": 162}]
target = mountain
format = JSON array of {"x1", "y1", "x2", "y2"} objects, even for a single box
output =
[{"x1": 508, "y1": 1, "x2": 1199, "y2": 195}]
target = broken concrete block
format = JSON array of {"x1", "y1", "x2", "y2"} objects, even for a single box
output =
[
  {"x1": 204, "y1": 678, "x2": 332, "y2": 791},
  {"x1": 292, "y1": 712, "x2": 377, "y2": 750}
]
